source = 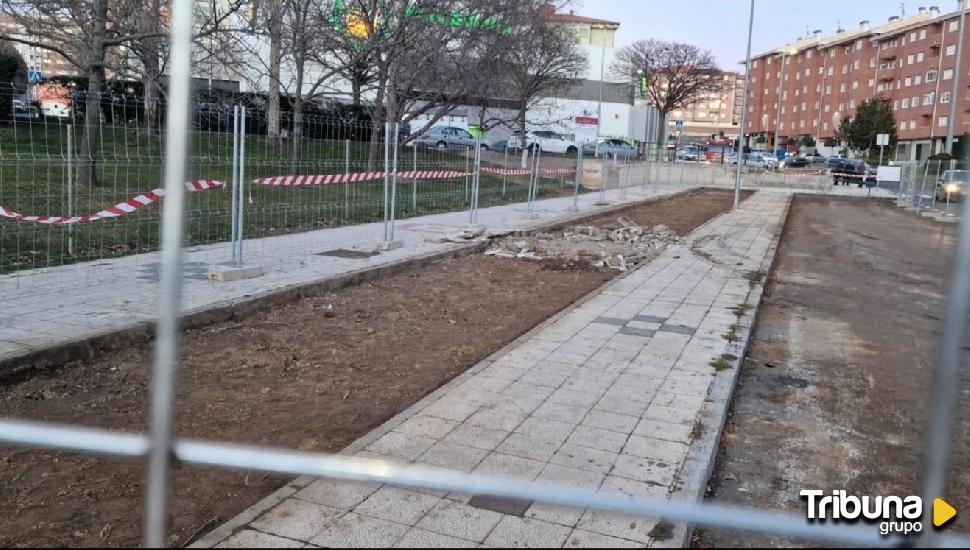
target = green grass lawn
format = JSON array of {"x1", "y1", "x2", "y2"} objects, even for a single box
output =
[{"x1": 0, "y1": 122, "x2": 586, "y2": 274}]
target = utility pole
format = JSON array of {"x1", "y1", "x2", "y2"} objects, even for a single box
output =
[
  {"x1": 735, "y1": 0, "x2": 756, "y2": 210},
  {"x1": 946, "y1": 0, "x2": 967, "y2": 154}
]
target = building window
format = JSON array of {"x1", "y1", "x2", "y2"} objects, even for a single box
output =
[
  {"x1": 908, "y1": 54, "x2": 915, "y2": 65},
  {"x1": 813, "y1": 120, "x2": 818, "y2": 128},
  {"x1": 826, "y1": 84, "x2": 832, "y2": 94},
  {"x1": 852, "y1": 80, "x2": 859, "y2": 90},
  {"x1": 917, "y1": 52, "x2": 925, "y2": 63},
  {"x1": 942, "y1": 91, "x2": 951, "y2": 104},
  {"x1": 805, "y1": 68, "x2": 810, "y2": 77},
  {"x1": 940, "y1": 116, "x2": 949, "y2": 127},
  {"x1": 905, "y1": 77, "x2": 912, "y2": 87},
  {"x1": 902, "y1": 97, "x2": 910, "y2": 108},
  {"x1": 947, "y1": 44, "x2": 957, "y2": 56},
  {"x1": 840, "y1": 83, "x2": 847, "y2": 93},
  {"x1": 920, "y1": 30, "x2": 927, "y2": 40},
  {"x1": 915, "y1": 75, "x2": 922, "y2": 85},
  {"x1": 823, "y1": 122, "x2": 829, "y2": 131},
  {"x1": 871, "y1": 57, "x2": 877, "y2": 68},
  {"x1": 912, "y1": 96, "x2": 919, "y2": 106},
  {"x1": 807, "y1": 50, "x2": 814, "y2": 59},
  {"x1": 854, "y1": 59, "x2": 861, "y2": 70},
  {"x1": 767, "y1": 57, "x2": 772, "y2": 65},
  {"x1": 924, "y1": 91, "x2": 936, "y2": 105},
  {"x1": 842, "y1": 64, "x2": 848, "y2": 74},
  {"x1": 927, "y1": 69, "x2": 939, "y2": 82},
  {"x1": 950, "y1": 20, "x2": 960, "y2": 32},
  {"x1": 911, "y1": 32, "x2": 918, "y2": 42},
  {"x1": 869, "y1": 78, "x2": 875, "y2": 88},
  {"x1": 944, "y1": 68, "x2": 954, "y2": 80},
  {"x1": 824, "y1": 104, "x2": 831, "y2": 112},
  {"x1": 828, "y1": 66, "x2": 834, "y2": 76},
  {"x1": 894, "y1": 100, "x2": 899, "y2": 110},
  {"x1": 911, "y1": 120, "x2": 917, "y2": 130}
]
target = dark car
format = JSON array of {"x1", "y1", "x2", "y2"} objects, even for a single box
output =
[
  {"x1": 783, "y1": 157, "x2": 811, "y2": 169},
  {"x1": 831, "y1": 159, "x2": 874, "y2": 187}
]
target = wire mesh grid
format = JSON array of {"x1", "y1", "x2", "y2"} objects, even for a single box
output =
[{"x1": 3, "y1": 19, "x2": 970, "y2": 547}]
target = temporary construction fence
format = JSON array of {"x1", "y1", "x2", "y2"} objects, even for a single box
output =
[
  {"x1": 5, "y1": 24, "x2": 970, "y2": 545},
  {"x1": 894, "y1": 159, "x2": 968, "y2": 221},
  {"x1": 0, "y1": 89, "x2": 623, "y2": 296}
]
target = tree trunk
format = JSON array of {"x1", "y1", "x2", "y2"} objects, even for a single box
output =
[
  {"x1": 518, "y1": 109, "x2": 528, "y2": 169},
  {"x1": 367, "y1": 63, "x2": 387, "y2": 172},
  {"x1": 140, "y1": 0, "x2": 163, "y2": 136},
  {"x1": 266, "y1": 0, "x2": 282, "y2": 146},
  {"x1": 78, "y1": 0, "x2": 108, "y2": 188},
  {"x1": 290, "y1": 55, "x2": 305, "y2": 175}
]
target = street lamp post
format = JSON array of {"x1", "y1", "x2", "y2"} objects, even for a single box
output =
[
  {"x1": 946, "y1": 0, "x2": 967, "y2": 154},
  {"x1": 735, "y1": 0, "x2": 756, "y2": 210}
]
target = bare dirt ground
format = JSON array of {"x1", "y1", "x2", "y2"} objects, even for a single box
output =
[
  {"x1": 0, "y1": 189, "x2": 743, "y2": 548},
  {"x1": 695, "y1": 197, "x2": 970, "y2": 547}
]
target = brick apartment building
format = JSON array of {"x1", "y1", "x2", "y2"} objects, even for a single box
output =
[{"x1": 745, "y1": 3, "x2": 970, "y2": 162}]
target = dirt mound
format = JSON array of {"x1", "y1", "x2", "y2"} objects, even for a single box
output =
[{"x1": 486, "y1": 216, "x2": 680, "y2": 271}]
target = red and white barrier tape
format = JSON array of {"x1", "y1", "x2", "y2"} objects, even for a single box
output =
[
  {"x1": 256, "y1": 173, "x2": 386, "y2": 186},
  {"x1": 396, "y1": 170, "x2": 471, "y2": 180},
  {"x1": 0, "y1": 180, "x2": 224, "y2": 225},
  {"x1": 540, "y1": 168, "x2": 577, "y2": 175},
  {"x1": 482, "y1": 167, "x2": 532, "y2": 176}
]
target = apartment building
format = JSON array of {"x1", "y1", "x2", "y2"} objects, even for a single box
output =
[
  {"x1": 664, "y1": 71, "x2": 745, "y2": 141},
  {"x1": 744, "y1": 4, "x2": 970, "y2": 161}
]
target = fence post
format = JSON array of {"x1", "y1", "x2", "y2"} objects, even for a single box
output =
[
  {"x1": 230, "y1": 106, "x2": 241, "y2": 267},
  {"x1": 412, "y1": 144, "x2": 418, "y2": 211},
  {"x1": 642, "y1": 143, "x2": 651, "y2": 194},
  {"x1": 464, "y1": 146, "x2": 471, "y2": 204},
  {"x1": 573, "y1": 146, "x2": 582, "y2": 211},
  {"x1": 383, "y1": 122, "x2": 391, "y2": 243},
  {"x1": 344, "y1": 139, "x2": 350, "y2": 220},
  {"x1": 470, "y1": 134, "x2": 482, "y2": 225},
  {"x1": 619, "y1": 154, "x2": 626, "y2": 199},
  {"x1": 66, "y1": 124, "x2": 74, "y2": 255},
  {"x1": 236, "y1": 107, "x2": 247, "y2": 266},
  {"x1": 389, "y1": 122, "x2": 400, "y2": 243},
  {"x1": 501, "y1": 147, "x2": 509, "y2": 198}
]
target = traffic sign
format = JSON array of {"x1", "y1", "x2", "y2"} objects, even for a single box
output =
[
  {"x1": 876, "y1": 133, "x2": 890, "y2": 146},
  {"x1": 675, "y1": 120, "x2": 684, "y2": 132},
  {"x1": 27, "y1": 70, "x2": 43, "y2": 84}
]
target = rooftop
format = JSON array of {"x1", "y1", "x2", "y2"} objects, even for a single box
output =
[
  {"x1": 746, "y1": 5, "x2": 946, "y2": 61},
  {"x1": 539, "y1": 3, "x2": 620, "y2": 27}
]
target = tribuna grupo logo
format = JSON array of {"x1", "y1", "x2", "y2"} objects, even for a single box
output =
[{"x1": 800, "y1": 490, "x2": 958, "y2": 536}]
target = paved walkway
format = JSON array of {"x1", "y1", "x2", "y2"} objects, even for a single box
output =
[
  {"x1": 0, "y1": 184, "x2": 685, "y2": 363},
  {"x1": 195, "y1": 190, "x2": 791, "y2": 549}
]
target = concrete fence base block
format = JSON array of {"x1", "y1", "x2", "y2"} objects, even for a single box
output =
[
  {"x1": 375, "y1": 240, "x2": 404, "y2": 252},
  {"x1": 922, "y1": 211, "x2": 940, "y2": 218},
  {"x1": 459, "y1": 224, "x2": 487, "y2": 239},
  {"x1": 933, "y1": 215, "x2": 961, "y2": 224},
  {"x1": 207, "y1": 265, "x2": 265, "y2": 283}
]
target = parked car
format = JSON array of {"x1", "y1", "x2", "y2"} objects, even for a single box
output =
[
  {"x1": 826, "y1": 156, "x2": 845, "y2": 170},
  {"x1": 584, "y1": 138, "x2": 639, "y2": 160},
  {"x1": 508, "y1": 130, "x2": 580, "y2": 155},
  {"x1": 676, "y1": 147, "x2": 702, "y2": 161},
  {"x1": 490, "y1": 139, "x2": 509, "y2": 153},
  {"x1": 936, "y1": 170, "x2": 970, "y2": 201},
  {"x1": 831, "y1": 159, "x2": 875, "y2": 186},
  {"x1": 782, "y1": 156, "x2": 812, "y2": 169},
  {"x1": 729, "y1": 152, "x2": 778, "y2": 170},
  {"x1": 408, "y1": 126, "x2": 486, "y2": 150}
]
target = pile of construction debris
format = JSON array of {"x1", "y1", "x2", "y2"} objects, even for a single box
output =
[{"x1": 485, "y1": 216, "x2": 680, "y2": 271}]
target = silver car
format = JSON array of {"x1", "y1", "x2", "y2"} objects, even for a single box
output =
[
  {"x1": 408, "y1": 126, "x2": 486, "y2": 150},
  {"x1": 583, "y1": 139, "x2": 639, "y2": 160},
  {"x1": 936, "y1": 170, "x2": 970, "y2": 201}
]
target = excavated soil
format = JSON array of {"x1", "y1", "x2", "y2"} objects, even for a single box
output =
[
  {"x1": 695, "y1": 197, "x2": 970, "y2": 547},
  {"x1": 0, "y1": 189, "x2": 743, "y2": 548}
]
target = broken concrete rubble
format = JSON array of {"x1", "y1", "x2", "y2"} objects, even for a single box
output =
[{"x1": 485, "y1": 217, "x2": 680, "y2": 271}]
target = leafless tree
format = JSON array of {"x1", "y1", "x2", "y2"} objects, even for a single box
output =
[
  {"x1": 504, "y1": 3, "x2": 587, "y2": 166},
  {"x1": 0, "y1": 0, "x2": 244, "y2": 184},
  {"x1": 611, "y1": 39, "x2": 725, "y2": 144}
]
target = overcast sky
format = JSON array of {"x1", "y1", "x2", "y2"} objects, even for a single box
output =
[{"x1": 577, "y1": 0, "x2": 948, "y2": 69}]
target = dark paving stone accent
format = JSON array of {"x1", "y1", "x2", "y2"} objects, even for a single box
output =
[
  {"x1": 659, "y1": 324, "x2": 696, "y2": 336},
  {"x1": 634, "y1": 315, "x2": 667, "y2": 324},
  {"x1": 619, "y1": 327, "x2": 657, "y2": 338},
  {"x1": 593, "y1": 317, "x2": 629, "y2": 327},
  {"x1": 468, "y1": 495, "x2": 534, "y2": 517}
]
